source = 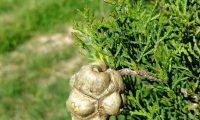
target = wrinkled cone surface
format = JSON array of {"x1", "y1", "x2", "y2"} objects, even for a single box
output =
[{"x1": 66, "y1": 61, "x2": 124, "y2": 120}]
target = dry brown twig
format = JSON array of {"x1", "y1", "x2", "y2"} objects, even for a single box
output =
[{"x1": 118, "y1": 68, "x2": 167, "y2": 84}]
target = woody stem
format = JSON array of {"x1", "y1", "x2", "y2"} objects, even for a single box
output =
[{"x1": 118, "y1": 68, "x2": 166, "y2": 84}]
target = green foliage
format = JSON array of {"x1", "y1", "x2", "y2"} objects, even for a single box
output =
[{"x1": 74, "y1": 0, "x2": 200, "y2": 119}]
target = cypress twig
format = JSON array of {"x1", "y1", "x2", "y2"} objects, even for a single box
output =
[
  {"x1": 118, "y1": 68, "x2": 199, "y2": 103},
  {"x1": 118, "y1": 68, "x2": 166, "y2": 84}
]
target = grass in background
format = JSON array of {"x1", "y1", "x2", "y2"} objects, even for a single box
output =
[
  {"x1": 0, "y1": 0, "x2": 110, "y2": 119},
  {"x1": 0, "y1": 0, "x2": 112, "y2": 119},
  {"x1": 0, "y1": 0, "x2": 24, "y2": 13},
  {"x1": 0, "y1": 0, "x2": 103, "y2": 53},
  {"x1": 0, "y1": 44, "x2": 83, "y2": 120}
]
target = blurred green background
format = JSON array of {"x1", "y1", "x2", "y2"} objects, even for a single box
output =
[{"x1": 0, "y1": 0, "x2": 109, "y2": 119}]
